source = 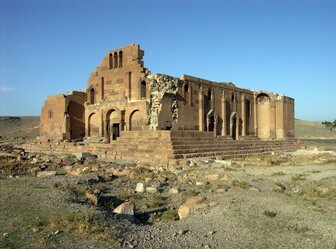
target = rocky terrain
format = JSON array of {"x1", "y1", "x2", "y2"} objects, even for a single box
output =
[
  {"x1": 0, "y1": 117, "x2": 335, "y2": 248},
  {"x1": 0, "y1": 116, "x2": 39, "y2": 145},
  {"x1": 0, "y1": 141, "x2": 336, "y2": 249}
]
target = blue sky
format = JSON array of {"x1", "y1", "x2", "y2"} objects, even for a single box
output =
[{"x1": 0, "y1": 0, "x2": 335, "y2": 121}]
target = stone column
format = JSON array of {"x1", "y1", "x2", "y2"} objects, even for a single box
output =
[
  {"x1": 221, "y1": 91, "x2": 227, "y2": 136},
  {"x1": 241, "y1": 94, "x2": 246, "y2": 137},
  {"x1": 236, "y1": 116, "x2": 240, "y2": 140},
  {"x1": 254, "y1": 93, "x2": 258, "y2": 136},
  {"x1": 211, "y1": 88, "x2": 215, "y2": 110},
  {"x1": 214, "y1": 114, "x2": 218, "y2": 137},
  {"x1": 99, "y1": 110, "x2": 103, "y2": 137},
  {"x1": 85, "y1": 110, "x2": 89, "y2": 137},
  {"x1": 198, "y1": 86, "x2": 204, "y2": 131}
]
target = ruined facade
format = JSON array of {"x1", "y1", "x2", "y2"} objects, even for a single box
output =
[{"x1": 40, "y1": 44, "x2": 295, "y2": 143}]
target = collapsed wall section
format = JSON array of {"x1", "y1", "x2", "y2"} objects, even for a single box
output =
[{"x1": 40, "y1": 92, "x2": 86, "y2": 141}]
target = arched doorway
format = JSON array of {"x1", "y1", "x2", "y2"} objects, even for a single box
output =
[
  {"x1": 230, "y1": 112, "x2": 237, "y2": 140},
  {"x1": 256, "y1": 93, "x2": 271, "y2": 139},
  {"x1": 88, "y1": 113, "x2": 99, "y2": 137},
  {"x1": 129, "y1": 110, "x2": 143, "y2": 131},
  {"x1": 206, "y1": 110, "x2": 215, "y2": 132},
  {"x1": 106, "y1": 109, "x2": 120, "y2": 142}
]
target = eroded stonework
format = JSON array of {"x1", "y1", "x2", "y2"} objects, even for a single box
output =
[
  {"x1": 148, "y1": 73, "x2": 179, "y2": 130},
  {"x1": 40, "y1": 44, "x2": 295, "y2": 143}
]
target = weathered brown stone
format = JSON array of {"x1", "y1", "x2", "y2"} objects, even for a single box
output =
[
  {"x1": 27, "y1": 44, "x2": 297, "y2": 164},
  {"x1": 178, "y1": 195, "x2": 206, "y2": 219},
  {"x1": 113, "y1": 202, "x2": 135, "y2": 216}
]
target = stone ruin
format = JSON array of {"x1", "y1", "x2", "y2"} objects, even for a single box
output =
[{"x1": 24, "y1": 44, "x2": 300, "y2": 164}]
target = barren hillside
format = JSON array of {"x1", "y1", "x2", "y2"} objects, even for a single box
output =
[
  {"x1": 295, "y1": 119, "x2": 336, "y2": 139},
  {"x1": 0, "y1": 116, "x2": 39, "y2": 140}
]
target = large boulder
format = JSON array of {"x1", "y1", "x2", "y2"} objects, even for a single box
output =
[
  {"x1": 36, "y1": 171, "x2": 56, "y2": 177},
  {"x1": 178, "y1": 195, "x2": 206, "y2": 220},
  {"x1": 136, "y1": 183, "x2": 145, "y2": 193},
  {"x1": 113, "y1": 202, "x2": 135, "y2": 217}
]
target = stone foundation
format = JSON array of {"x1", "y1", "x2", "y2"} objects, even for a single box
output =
[{"x1": 23, "y1": 131, "x2": 303, "y2": 165}]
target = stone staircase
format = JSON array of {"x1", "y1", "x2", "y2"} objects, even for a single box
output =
[
  {"x1": 169, "y1": 132, "x2": 303, "y2": 160},
  {"x1": 22, "y1": 131, "x2": 304, "y2": 164}
]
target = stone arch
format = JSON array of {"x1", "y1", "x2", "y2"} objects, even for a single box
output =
[
  {"x1": 106, "y1": 109, "x2": 120, "y2": 141},
  {"x1": 129, "y1": 110, "x2": 143, "y2": 131},
  {"x1": 230, "y1": 112, "x2": 237, "y2": 140},
  {"x1": 88, "y1": 113, "x2": 99, "y2": 137},
  {"x1": 119, "y1": 51, "x2": 123, "y2": 67},
  {"x1": 256, "y1": 93, "x2": 271, "y2": 139},
  {"x1": 206, "y1": 109, "x2": 215, "y2": 132},
  {"x1": 140, "y1": 81, "x2": 146, "y2": 99},
  {"x1": 109, "y1": 53, "x2": 113, "y2": 69}
]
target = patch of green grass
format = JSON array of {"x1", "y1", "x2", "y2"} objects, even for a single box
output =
[
  {"x1": 271, "y1": 171, "x2": 286, "y2": 176},
  {"x1": 146, "y1": 193, "x2": 166, "y2": 208},
  {"x1": 160, "y1": 209, "x2": 179, "y2": 221},
  {"x1": 263, "y1": 210, "x2": 277, "y2": 218},
  {"x1": 24, "y1": 216, "x2": 47, "y2": 230},
  {"x1": 49, "y1": 211, "x2": 114, "y2": 239},
  {"x1": 149, "y1": 209, "x2": 179, "y2": 223},
  {"x1": 223, "y1": 166, "x2": 236, "y2": 171}
]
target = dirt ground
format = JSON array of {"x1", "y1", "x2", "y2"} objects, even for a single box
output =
[{"x1": 0, "y1": 138, "x2": 335, "y2": 249}]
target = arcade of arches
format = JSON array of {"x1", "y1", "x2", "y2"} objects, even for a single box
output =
[{"x1": 39, "y1": 44, "x2": 295, "y2": 143}]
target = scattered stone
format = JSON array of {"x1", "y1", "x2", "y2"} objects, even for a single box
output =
[
  {"x1": 158, "y1": 176, "x2": 167, "y2": 183},
  {"x1": 61, "y1": 155, "x2": 76, "y2": 165},
  {"x1": 249, "y1": 187, "x2": 260, "y2": 192},
  {"x1": 85, "y1": 192, "x2": 98, "y2": 206},
  {"x1": 178, "y1": 195, "x2": 206, "y2": 219},
  {"x1": 146, "y1": 186, "x2": 158, "y2": 193},
  {"x1": 144, "y1": 177, "x2": 152, "y2": 184},
  {"x1": 208, "y1": 201, "x2": 218, "y2": 207},
  {"x1": 136, "y1": 183, "x2": 145, "y2": 193},
  {"x1": 29, "y1": 167, "x2": 41, "y2": 175},
  {"x1": 206, "y1": 174, "x2": 219, "y2": 181},
  {"x1": 32, "y1": 227, "x2": 40, "y2": 233},
  {"x1": 215, "y1": 159, "x2": 232, "y2": 167},
  {"x1": 222, "y1": 172, "x2": 231, "y2": 181},
  {"x1": 74, "y1": 152, "x2": 96, "y2": 160},
  {"x1": 36, "y1": 171, "x2": 57, "y2": 177},
  {"x1": 196, "y1": 181, "x2": 207, "y2": 186},
  {"x1": 64, "y1": 166, "x2": 92, "y2": 176},
  {"x1": 169, "y1": 187, "x2": 179, "y2": 194},
  {"x1": 112, "y1": 168, "x2": 131, "y2": 177},
  {"x1": 3, "y1": 233, "x2": 8, "y2": 237},
  {"x1": 178, "y1": 229, "x2": 188, "y2": 235},
  {"x1": 185, "y1": 195, "x2": 205, "y2": 206},
  {"x1": 113, "y1": 202, "x2": 135, "y2": 216},
  {"x1": 93, "y1": 188, "x2": 101, "y2": 195}
]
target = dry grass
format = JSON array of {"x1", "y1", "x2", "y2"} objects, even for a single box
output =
[{"x1": 231, "y1": 179, "x2": 249, "y2": 189}]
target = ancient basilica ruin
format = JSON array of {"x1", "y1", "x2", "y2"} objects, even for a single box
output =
[{"x1": 26, "y1": 44, "x2": 299, "y2": 164}]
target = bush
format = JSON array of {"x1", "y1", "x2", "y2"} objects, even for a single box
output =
[{"x1": 263, "y1": 210, "x2": 277, "y2": 218}]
